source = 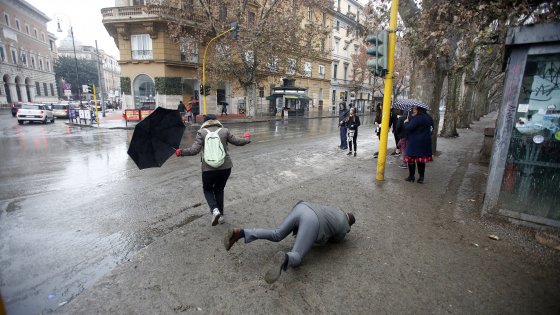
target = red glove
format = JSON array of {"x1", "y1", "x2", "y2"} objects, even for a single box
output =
[
  {"x1": 244, "y1": 131, "x2": 251, "y2": 139},
  {"x1": 175, "y1": 149, "x2": 182, "y2": 157}
]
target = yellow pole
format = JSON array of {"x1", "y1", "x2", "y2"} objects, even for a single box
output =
[
  {"x1": 93, "y1": 84, "x2": 99, "y2": 127},
  {"x1": 376, "y1": 0, "x2": 399, "y2": 181},
  {"x1": 202, "y1": 28, "x2": 234, "y2": 115}
]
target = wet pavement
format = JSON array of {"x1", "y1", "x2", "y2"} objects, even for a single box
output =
[
  {"x1": 0, "y1": 108, "x2": 371, "y2": 314},
  {"x1": 1, "y1": 109, "x2": 558, "y2": 314}
]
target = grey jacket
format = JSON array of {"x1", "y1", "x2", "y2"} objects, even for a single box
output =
[
  {"x1": 299, "y1": 201, "x2": 351, "y2": 245},
  {"x1": 179, "y1": 119, "x2": 250, "y2": 172}
]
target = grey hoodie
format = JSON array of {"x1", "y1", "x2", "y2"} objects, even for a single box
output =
[{"x1": 179, "y1": 119, "x2": 250, "y2": 172}]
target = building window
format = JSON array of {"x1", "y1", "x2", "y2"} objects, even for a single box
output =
[
  {"x1": 15, "y1": 18, "x2": 20, "y2": 31},
  {"x1": 39, "y1": 59, "x2": 43, "y2": 70},
  {"x1": 0, "y1": 46, "x2": 5, "y2": 62},
  {"x1": 31, "y1": 56, "x2": 36, "y2": 68},
  {"x1": 319, "y1": 88, "x2": 323, "y2": 100},
  {"x1": 50, "y1": 83, "x2": 55, "y2": 96},
  {"x1": 248, "y1": 12, "x2": 255, "y2": 25},
  {"x1": 307, "y1": 7, "x2": 312, "y2": 20},
  {"x1": 318, "y1": 65, "x2": 325, "y2": 79},
  {"x1": 287, "y1": 58, "x2": 296, "y2": 75},
  {"x1": 336, "y1": 21, "x2": 340, "y2": 31},
  {"x1": 25, "y1": 24, "x2": 29, "y2": 34},
  {"x1": 322, "y1": 13, "x2": 326, "y2": 27},
  {"x1": 11, "y1": 48, "x2": 17, "y2": 64},
  {"x1": 334, "y1": 39, "x2": 339, "y2": 55},
  {"x1": 132, "y1": 0, "x2": 145, "y2": 5},
  {"x1": 4, "y1": 13, "x2": 9, "y2": 27},
  {"x1": 35, "y1": 82, "x2": 41, "y2": 96},
  {"x1": 259, "y1": 86, "x2": 264, "y2": 97},
  {"x1": 41, "y1": 33, "x2": 45, "y2": 42},
  {"x1": 33, "y1": 28, "x2": 38, "y2": 38},
  {"x1": 344, "y1": 64, "x2": 348, "y2": 81},
  {"x1": 267, "y1": 56, "x2": 278, "y2": 72},
  {"x1": 180, "y1": 39, "x2": 198, "y2": 63},
  {"x1": 304, "y1": 62, "x2": 312, "y2": 77},
  {"x1": 43, "y1": 83, "x2": 48, "y2": 96},
  {"x1": 133, "y1": 74, "x2": 155, "y2": 109},
  {"x1": 131, "y1": 34, "x2": 153, "y2": 60},
  {"x1": 320, "y1": 39, "x2": 325, "y2": 54},
  {"x1": 21, "y1": 49, "x2": 27, "y2": 66},
  {"x1": 46, "y1": 60, "x2": 50, "y2": 71},
  {"x1": 333, "y1": 64, "x2": 338, "y2": 79}
]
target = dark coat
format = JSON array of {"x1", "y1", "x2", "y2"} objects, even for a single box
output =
[
  {"x1": 178, "y1": 102, "x2": 187, "y2": 113},
  {"x1": 339, "y1": 110, "x2": 349, "y2": 127},
  {"x1": 404, "y1": 113, "x2": 433, "y2": 157},
  {"x1": 347, "y1": 115, "x2": 361, "y2": 130},
  {"x1": 395, "y1": 111, "x2": 411, "y2": 139}
]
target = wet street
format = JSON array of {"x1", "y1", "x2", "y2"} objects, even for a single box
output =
[{"x1": 0, "y1": 110, "x2": 361, "y2": 314}]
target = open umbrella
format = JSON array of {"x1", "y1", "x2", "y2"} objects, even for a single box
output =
[
  {"x1": 127, "y1": 107, "x2": 185, "y2": 169},
  {"x1": 392, "y1": 99, "x2": 430, "y2": 110}
]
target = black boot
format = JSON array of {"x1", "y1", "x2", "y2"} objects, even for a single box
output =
[
  {"x1": 405, "y1": 163, "x2": 415, "y2": 182},
  {"x1": 417, "y1": 162, "x2": 425, "y2": 184}
]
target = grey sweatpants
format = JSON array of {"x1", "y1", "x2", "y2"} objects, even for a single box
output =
[{"x1": 243, "y1": 203, "x2": 320, "y2": 268}]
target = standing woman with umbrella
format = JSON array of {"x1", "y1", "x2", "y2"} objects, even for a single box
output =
[
  {"x1": 403, "y1": 105, "x2": 434, "y2": 183},
  {"x1": 176, "y1": 114, "x2": 251, "y2": 225}
]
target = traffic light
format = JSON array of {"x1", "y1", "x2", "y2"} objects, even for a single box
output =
[
  {"x1": 366, "y1": 31, "x2": 388, "y2": 77},
  {"x1": 200, "y1": 84, "x2": 211, "y2": 96},
  {"x1": 83, "y1": 84, "x2": 94, "y2": 94},
  {"x1": 230, "y1": 21, "x2": 239, "y2": 39}
]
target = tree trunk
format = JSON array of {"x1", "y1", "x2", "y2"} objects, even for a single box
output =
[
  {"x1": 440, "y1": 70, "x2": 460, "y2": 137},
  {"x1": 244, "y1": 82, "x2": 257, "y2": 117},
  {"x1": 458, "y1": 68, "x2": 477, "y2": 128}
]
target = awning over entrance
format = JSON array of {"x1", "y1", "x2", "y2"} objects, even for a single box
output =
[{"x1": 267, "y1": 94, "x2": 311, "y2": 101}]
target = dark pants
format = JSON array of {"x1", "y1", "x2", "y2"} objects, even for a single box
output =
[
  {"x1": 221, "y1": 106, "x2": 228, "y2": 115},
  {"x1": 202, "y1": 168, "x2": 231, "y2": 214},
  {"x1": 408, "y1": 162, "x2": 426, "y2": 179},
  {"x1": 193, "y1": 113, "x2": 198, "y2": 123},
  {"x1": 348, "y1": 129, "x2": 358, "y2": 152},
  {"x1": 340, "y1": 126, "x2": 348, "y2": 149}
]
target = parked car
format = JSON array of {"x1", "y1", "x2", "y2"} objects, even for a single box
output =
[
  {"x1": 16, "y1": 103, "x2": 55, "y2": 124},
  {"x1": 51, "y1": 104, "x2": 69, "y2": 118},
  {"x1": 11, "y1": 102, "x2": 22, "y2": 117}
]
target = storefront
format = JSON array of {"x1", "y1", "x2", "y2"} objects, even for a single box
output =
[
  {"x1": 266, "y1": 80, "x2": 311, "y2": 116},
  {"x1": 483, "y1": 23, "x2": 560, "y2": 227}
]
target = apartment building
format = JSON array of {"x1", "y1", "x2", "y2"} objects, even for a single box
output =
[
  {"x1": 102, "y1": 0, "x2": 335, "y2": 115},
  {"x1": 1, "y1": 0, "x2": 58, "y2": 105},
  {"x1": 331, "y1": 0, "x2": 372, "y2": 113}
]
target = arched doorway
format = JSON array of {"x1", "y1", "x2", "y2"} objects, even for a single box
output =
[
  {"x1": 25, "y1": 78, "x2": 32, "y2": 102},
  {"x1": 3, "y1": 75, "x2": 12, "y2": 104},
  {"x1": 14, "y1": 76, "x2": 22, "y2": 102},
  {"x1": 133, "y1": 74, "x2": 155, "y2": 109}
]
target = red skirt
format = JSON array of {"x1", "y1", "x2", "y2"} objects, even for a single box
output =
[{"x1": 404, "y1": 156, "x2": 433, "y2": 163}]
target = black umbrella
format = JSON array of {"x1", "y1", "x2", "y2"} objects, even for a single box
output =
[
  {"x1": 127, "y1": 107, "x2": 185, "y2": 169},
  {"x1": 392, "y1": 99, "x2": 430, "y2": 110}
]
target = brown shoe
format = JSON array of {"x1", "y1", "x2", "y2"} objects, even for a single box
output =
[{"x1": 224, "y1": 228, "x2": 241, "y2": 251}]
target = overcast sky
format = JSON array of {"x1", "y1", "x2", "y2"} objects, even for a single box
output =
[{"x1": 26, "y1": 0, "x2": 120, "y2": 58}]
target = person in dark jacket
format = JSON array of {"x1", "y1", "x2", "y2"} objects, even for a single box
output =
[
  {"x1": 395, "y1": 110, "x2": 411, "y2": 168},
  {"x1": 338, "y1": 102, "x2": 349, "y2": 150},
  {"x1": 224, "y1": 200, "x2": 356, "y2": 284},
  {"x1": 390, "y1": 108, "x2": 400, "y2": 156},
  {"x1": 177, "y1": 101, "x2": 187, "y2": 122},
  {"x1": 190, "y1": 101, "x2": 200, "y2": 123},
  {"x1": 346, "y1": 107, "x2": 361, "y2": 156},
  {"x1": 176, "y1": 114, "x2": 251, "y2": 225},
  {"x1": 403, "y1": 106, "x2": 433, "y2": 183}
]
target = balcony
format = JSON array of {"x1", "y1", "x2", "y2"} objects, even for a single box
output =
[
  {"x1": 132, "y1": 49, "x2": 153, "y2": 60},
  {"x1": 101, "y1": 5, "x2": 205, "y2": 24}
]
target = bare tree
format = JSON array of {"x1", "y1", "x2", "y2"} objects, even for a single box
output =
[{"x1": 151, "y1": 0, "x2": 332, "y2": 116}]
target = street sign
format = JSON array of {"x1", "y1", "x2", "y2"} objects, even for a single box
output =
[{"x1": 63, "y1": 83, "x2": 71, "y2": 90}]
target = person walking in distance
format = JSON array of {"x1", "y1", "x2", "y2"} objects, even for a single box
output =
[
  {"x1": 176, "y1": 114, "x2": 251, "y2": 225},
  {"x1": 404, "y1": 106, "x2": 433, "y2": 183},
  {"x1": 177, "y1": 101, "x2": 187, "y2": 123},
  {"x1": 338, "y1": 102, "x2": 349, "y2": 150},
  {"x1": 346, "y1": 107, "x2": 361, "y2": 156},
  {"x1": 395, "y1": 109, "x2": 411, "y2": 169},
  {"x1": 224, "y1": 201, "x2": 356, "y2": 284}
]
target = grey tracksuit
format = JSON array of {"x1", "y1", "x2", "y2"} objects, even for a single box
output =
[{"x1": 243, "y1": 201, "x2": 351, "y2": 268}]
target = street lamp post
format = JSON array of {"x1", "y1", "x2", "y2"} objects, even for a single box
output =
[{"x1": 56, "y1": 16, "x2": 80, "y2": 107}]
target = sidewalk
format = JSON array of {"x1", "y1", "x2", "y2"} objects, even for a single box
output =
[
  {"x1": 57, "y1": 111, "x2": 560, "y2": 314},
  {"x1": 65, "y1": 109, "x2": 344, "y2": 129}
]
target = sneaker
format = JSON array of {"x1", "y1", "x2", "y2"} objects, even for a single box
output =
[
  {"x1": 399, "y1": 163, "x2": 407, "y2": 169},
  {"x1": 354, "y1": 152, "x2": 356, "y2": 157},
  {"x1": 264, "y1": 251, "x2": 288, "y2": 284},
  {"x1": 390, "y1": 151, "x2": 400, "y2": 156},
  {"x1": 218, "y1": 215, "x2": 225, "y2": 224},
  {"x1": 211, "y1": 208, "x2": 222, "y2": 226},
  {"x1": 347, "y1": 151, "x2": 353, "y2": 155},
  {"x1": 224, "y1": 228, "x2": 241, "y2": 251}
]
